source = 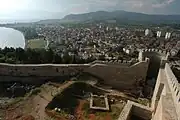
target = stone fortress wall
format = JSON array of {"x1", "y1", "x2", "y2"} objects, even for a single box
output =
[
  {"x1": 90, "y1": 59, "x2": 139, "y2": 67},
  {"x1": 0, "y1": 49, "x2": 168, "y2": 91},
  {"x1": 0, "y1": 56, "x2": 147, "y2": 90},
  {"x1": 140, "y1": 48, "x2": 169, "y2": 61},
  {"x1": 85, "y1": 59, "x2": 149, "y2": 90},
  {"x1": 151, "y1": 62, "x2": 180, "y2": 120},
  {"x1": 119, "y1": 49, "x2": 180, "y2": 120},
  {"x1": 138, "y1": 48, "x2": 169, "y2": 66},
  {"x1": 165, "y1": 63, "x2": 180, "y2": 114},
  {"x1": 0, "y1": 63, "x2": 90, "y2": 77},
  {"x1": 148, "y1": 48, "x2": 180, "y2": 120},
  {"x1": 0, "y1": 58, "x2": 138, "y2": 77},
  {"x1": 162, "y1": 63, "x2": 180, "y2": 119},
  {"x1": 1, "y1": 48, "x2": 179, "y2": 119},
  {"x1": 143, "y1": 48, "x2": 169, "y2": 55}
]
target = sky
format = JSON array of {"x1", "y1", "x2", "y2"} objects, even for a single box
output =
[{"x1": 0, "y1": 0, "x2": 180, "y2": 20}]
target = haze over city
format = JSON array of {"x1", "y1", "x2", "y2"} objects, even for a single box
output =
[{"x1": 0, "y1": 0, "x2": 180, "y2": 21}]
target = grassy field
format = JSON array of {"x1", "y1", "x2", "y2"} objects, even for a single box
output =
[{"x1": 26, "y1": 38, "x2": 46, "y2": 49}]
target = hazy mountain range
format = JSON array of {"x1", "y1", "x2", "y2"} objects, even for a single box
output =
[
  {"x1": 0, "y1": 10, "x2": 63, "y2": 24},
  {"x1": 38, "y1": 10, "x2": 180, "y2": 24}
]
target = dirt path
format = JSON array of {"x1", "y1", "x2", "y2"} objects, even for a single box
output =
[
  {"x1": 89, "y1": 114, "x2": 96, "y2": 120},
  {"x1": 31, "y1": 81, "x2": 75, "y2": 120},
  {"x1": 105, "y1": 114, "x2": 111, "y2": 120},
  {"x1": 75, "y1": 100, "x2": 85, "y2": 120}
]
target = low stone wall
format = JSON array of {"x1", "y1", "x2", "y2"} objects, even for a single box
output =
[
  {"x1": 90, "y1": 94, "x2": 109, "y2": 111},
  {"x1": 118, "y1": 101, "x2": 132, "y2": 120},
  {"x1": 118, "y1": 101, "x2": 152, "y2": 120}
]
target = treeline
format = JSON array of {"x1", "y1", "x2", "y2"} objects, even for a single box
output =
[
  {"x1": 14, "y1": 27, "x2": 39, "y2": 40},
  {"x1": 0, "y1": 47, "x2": 95, "y2": 64}
]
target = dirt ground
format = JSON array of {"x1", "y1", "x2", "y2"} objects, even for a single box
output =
[
  {"x1": 0, "y1": 81, "x2": 74, "y2": 120},
  {"x1": 0, "y1": 80, "x2": 127, "y2": 120},
  {"x1": 75, "y1": 100, "x2": 124, "y2": 120}
]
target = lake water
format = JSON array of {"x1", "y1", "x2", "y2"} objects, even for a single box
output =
[{"x1": 0, "y1": 27, "x2": 25, "y2": 48}]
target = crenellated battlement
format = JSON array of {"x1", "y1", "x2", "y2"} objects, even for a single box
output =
[
  {"x1": 0, "y1": 57, "x2": 145, "y2": 78},
  {"x1": 165, "y1": 63, "x2": 180, "y2": 114},
  {"x1": 90, "y1": 59, "x2": 138, "y2": 66},
  {"x1": 150, "y1": 62, "x2": 180, "y2": 120},
  {"x1": 118, "y1": 49, "x2": 180, "y2": 120},
  {"x1": 138, "y1": 48, "x2": 170, "y2": 62},
  {"x1": 142, "y1": 49, "x2": 169, "y2": 55},
  {"x1": 0, "y1": 57, "x2": 149, "y2": 91}
]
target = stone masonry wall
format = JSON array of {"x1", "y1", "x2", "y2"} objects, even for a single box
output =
[
  {"x1": 151, "y1": 69, "x2": 164, "y2": 120},
  {"x1": 118, "y1": 101, "x2": 152, "y2": 120},
  {"x1": 164, "y1": 63, "x2": 180, "y2": 117},
  {"x1": 85, "y1": 58, "x2": 149, "y2": 90},
  {"x1": 91, "y1": 59, "x2": 138, "y2": 67},
  {"x1": 0, "y1": 63, "x2": 90, "y2": 77},
  {"x1": 0, "y1": 58, "x2": 149, "y2": 90},
  {"x1": 143, "y1": 49, "x2": 169, "y2": 56}
]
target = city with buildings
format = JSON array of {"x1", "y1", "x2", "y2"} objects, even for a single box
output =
[
  {"x1": 33, "y1": 24, "x2": 180, "y2": 60},
  {"x1": 0, "y1": 9, "x2": 180, "y2": 120}
]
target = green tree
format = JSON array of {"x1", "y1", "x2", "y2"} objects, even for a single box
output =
[
  {"x1": 5, "y1": 57, "x2": 16, "y2": 64},
  {"x1": 53, "y1": 54, "x2": 62, "y2": 63},
  {"x1": 15, "y1": 48, "x2": 25, "y2": 63},
  {"x1": 0, "y1": 53, "x2": 5, "y2": 63},
  {"x1": 98, "y1": 55, "x2": 105, "y2": 61}
]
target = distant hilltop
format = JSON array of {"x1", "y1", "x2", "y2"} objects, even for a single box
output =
[{"x1": 37, "y1": 10, "x2": 180, "y2": 24}]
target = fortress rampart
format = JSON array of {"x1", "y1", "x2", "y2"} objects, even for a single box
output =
[
  {"x1": 119, "y1": 48, "x2": 180, "y2": 120},
  {"x1": 151, "y1": 62, "x2": 180, "y2": 120},
  {"x1": 1, "y1": 48, "x2": 179, "y2": 119},
  {"x1": 164, "y1": 63, "x2": 180, "y2": 115},
  {"x1": 138, "y1": 48, "x2": 169, "y2": 61},
  {"x1": 90, "y1": 59, "x2": 138, "y2": 67},
  {"x1": 142, "y1": 49, "x2": 169, "y2": 55},
  {"x1": 0, "y1": 58, "x2": 148, "y2": 90},
  {"x1": 85, "y1": 58, "x2": 149, "y2": 90},
  {"x1": 0, "y1": 58, "x2": 138, "y2": 77},
  {"x1": 0, "y1": 63, "x2": 90, "y2": 77}
]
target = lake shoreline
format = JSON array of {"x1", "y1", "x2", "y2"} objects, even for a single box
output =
[{"x1": 0, "y1": 27, "x2": 25, "y2": 49}]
